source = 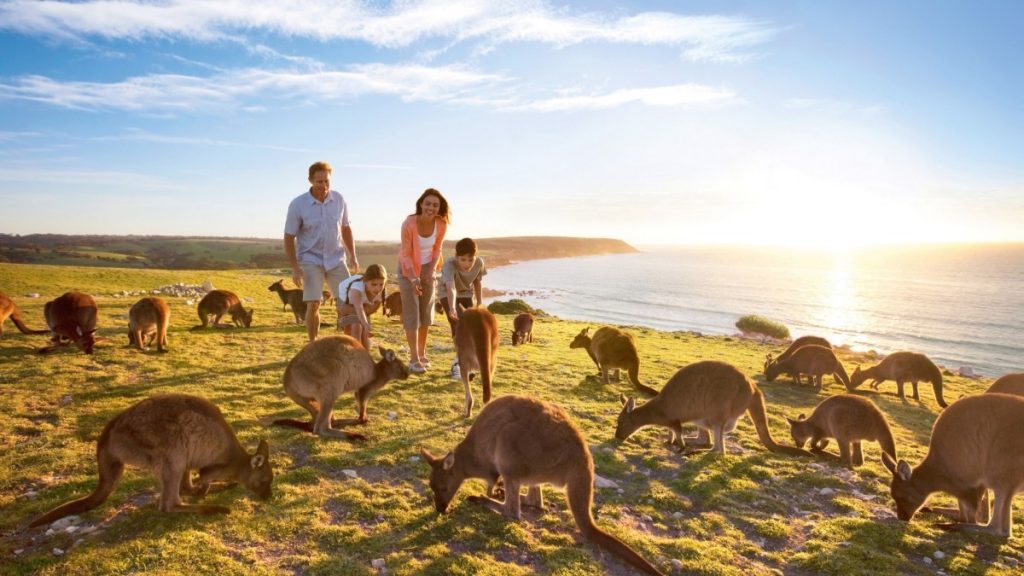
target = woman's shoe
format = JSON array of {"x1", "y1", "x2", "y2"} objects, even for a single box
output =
[{"x1": 408, "y1": 361, "x2": 426, "y2": 374}]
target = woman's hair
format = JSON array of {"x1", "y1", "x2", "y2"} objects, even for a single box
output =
[
  {"x1": 415, "y1": 188, "x2": 451, "y2": 223},
  {"x1": 308, "y1": 161, "x2": 332, "y2": 181},
  {"x1": 363, "y1": 263, "x2": 387, "y2": 283}
]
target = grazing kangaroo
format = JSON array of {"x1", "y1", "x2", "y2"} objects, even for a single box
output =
[
  {"x1": 421, "y1": 395, "x2": 665, "y2": 576},
  {"x1": 28, "y1": 394, "x2": 272, "y2": 528},
  {"x1": 454, "y1": 307, "x2": 500, "y2": 417},
  {"x1": 616, "y1": 360, "x2": 812, "y2": 457},
  {"x1": 764, "y1": 335, "x2": 832, "y2": 373},
  {"x1": 511, "y1": 312, "x2": 534, "y2": 346},
  {"x1": 764, "y1": 345, "x2": 853, "y2": 390},
  {"x1": 128, "y1": 297, "x2": 171, "y2": 352},
  {"x1": 786, "y1": 394, "x2": 896, "y2": 468},
  {"x1": 194, "y1": 290, "x2": 253, "y2": 328},
  {"x1": 987, "y1": 373, "x2": 1024, "y2": 396},
  {"x1": 273, "y1": 335, "x2": 409, "y2": 440},
  {"x1": 851, "y1": 351, "x2": 947, "y2": 407},
  {"x1": 881, "y1": 394, "x2": 1024, "y2": 537},
  {"x1": 39, "y1": 291, "x2": 98, "y2": 354},
  {"x1": 0, "y1": 292, "x2": 49, "y2": 338},
  {"x1": 570, "y1": 327, "x2": 658, "y2": 397},
  {"x1": 383, "y1": 291, "x2": 403, "y2": 318},
  {"x1": 268, "y1": 279, "x2": 306, "y2": 324}
]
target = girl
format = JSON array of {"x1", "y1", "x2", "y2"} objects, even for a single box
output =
[{"x1": 336, "y1": 264, "x2": 387, "y2": 349}]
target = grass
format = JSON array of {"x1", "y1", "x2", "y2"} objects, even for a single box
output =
[{"x1": 2, "y1": 262, "x2": 1023, "y2": 575}]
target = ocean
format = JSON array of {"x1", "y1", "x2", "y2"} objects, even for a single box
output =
[{"x1": 483, "y1": 244, "x2": 1024, "y2": 377}]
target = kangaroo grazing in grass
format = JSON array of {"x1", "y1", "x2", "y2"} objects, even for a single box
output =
[
  {"x1": 268, "y1": 279, "x2": 306, "y2": 324},
  {"x1": 454, "y1": 306, "x2": 500, "y2": 417},
  {"x1": 987, "y1": 373, "x2": 1024, "y2": 396},
  {"x1": 28, "y1": 394, "x2": 272, "y2": 528},
  {"x1": 616, "y1": 360, "x2": 812, "y2": 457},
  {"x1": 0, "y1": 292, "x2": 49, "y2": 338},
  {"x1": 128, "y1": 296, "x2": 170, "y2": 352},
  {"x1": 764, "y1": 335, "x2": 832, "y2": 377},
  {"x1": 273, "y1": 335, "x2": 409, "y2": 440},
  {"x1": 194, "y1": 290, "x2": 252, "y2": 328},
  {"x1": 511, "y1": 312, "x2": 534, "y2": 346},
  {"x1": 786, "y1": 394, "x2": 896, "y2": 468},
  {"x1": 764, "y1": 345, "x2": 853, "y2": 390},
  {"x1": 421, "y1": 395, "x2": 665, "y2": 576},
  {"x1": 881, "y1": 394, "x2": 1024, "y2": 537},
  {"x1": 570, "y1": 327, "x2": 658, "y2": 397},
  {"x1": 851, "y1": 351, "x2": 947, "y2": 407},
  {"x1": 39, "y1": 291, "x2": 99, "y2": 354}
]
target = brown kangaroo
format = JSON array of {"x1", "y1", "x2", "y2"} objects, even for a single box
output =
[
  {"x1": 786, "y1": 394, "x2": 896, "y2": 468},
  {"x1": 454, "y1": 307, "x2": 500, "y2": 417},
  {"x1": 570, "y1": 327, "x2": 658, "y2": 397},
  {"x1": 268, "y1": 279, "x2": 306, "y2": 324},
  {"x1": 0, "y1": 292, "x2": 49, "y2": 338},
  {"x1": 987, "y1": 373, "x2": 1024, "y2": 396},
  {"x1": 764, "y1": 344, "x2": 853, "y2": 390},
  {"x1": 881, "y1": 393, "x2": 1024, "y2": 537},
  {"x1": 39, "y1": 291, "x2": 98, "y2": 354},
  {"x1": 764, "y1": 335, "x2": 832, "y2": 373},
  {"x1": 851, "y1": 351, "x2": 947, "y2": 407},
  {"x1": 273, "y1": 335, "x2": 409, "y2": 440},
  {"x1": 194, "y1": 290, "x2": 253, "y2": 328},
  {"x1": 383, "y1": 291, "x2": 403, "y2": 318},
  {"x1": 421, "y1": 395, "x2": 665, "y2": 576},
  {"x1": 511, "y1": 312, "x2": 534, "y2": 346},
  {"x1": 28, "y1": 394, "x2": 272, "y2": 528},
  {"x1": 616, "y1": 360, "x2": 812, "y2": 457},
  {"x1": 128, "y1": 296, "x2": 171, "y2": 352}
]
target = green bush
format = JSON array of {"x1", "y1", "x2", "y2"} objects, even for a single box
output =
[
  {"x1": 735, "y1": 315, "x2": 790, "y2": 339},
  {"x1": 486, "y1": 298, "x2": 545, "y2": 316}
]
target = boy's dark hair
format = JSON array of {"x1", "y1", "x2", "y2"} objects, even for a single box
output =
[{"x1": 455, "y1": 237, "x2": 477, "y2": 257}]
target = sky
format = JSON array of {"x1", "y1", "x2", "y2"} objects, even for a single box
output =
[{"x1": 0, "y1": 0, "x2": 1022, "y2": 248}]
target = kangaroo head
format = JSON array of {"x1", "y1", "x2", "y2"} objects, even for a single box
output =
[
  {"x1": 420, "y1": 448, "x2": 463, "y2": 514},
  {"x1": 763, "y1": 353, "x2": 774, "y2": 373},
  {"x1": 377, "y1": 346, "x2": 410, "y2": 381},
  {"x1": 785, "y1": 414, "x2": 811, "y2": 448},
  {"x1": 244, "y1": 439, "x2": 273, "y2": 500},
  {"x1": 268, "y1": 280, "x2": 283, "y2": 292},
  {"x1": 764, "y1": 358, "x2": 781, "y2": 382},
  {"x1": 614, "y1": 394, "x2": 639, "y2": 441},
  {"x1": 242, "y1": 308, "x2": 254, "y2": 327},
  {"x1": 569, "y1": 327, "x2": 590, "y2": 349},
  {"x1": 74, "y1": 326, "x2": 97, "y2": 354},
  {"x1": 881, "y1": 452, "x2": 925, "y2": 521},
  {"x1": 511, "y1": 330, "x2": 520, "y2": 346}
]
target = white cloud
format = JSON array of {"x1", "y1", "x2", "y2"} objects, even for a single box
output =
[{"x1": 511, "y1": 84, "x2": 738, "y2": 112}]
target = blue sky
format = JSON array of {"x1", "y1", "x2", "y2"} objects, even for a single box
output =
[{"x1": 0, "y1": 0, "x2": 1021, "y2": 247}]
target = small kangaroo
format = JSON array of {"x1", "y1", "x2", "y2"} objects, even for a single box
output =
[
  {"x1": 273, "y1": 335, "x2": 409, "y2": 440},
  {"x1": 764, "y1": 344, "x2": 853, "y2": 390},
  {"x1": 28, "y1": 394, "x2": 272, "y2": 528},
  {"x1": 39, "y1": 291, "x2": 99, "y2": 354},
  {"x1": 851, "y1": 351, "x2": 947, "y2": 407},
  {"x1": 881, "y1": 393, "x2": 1024, "y2": 537},
  {"x1": 987, "y1": 373, "x2": 1024, "y2": 396},
  {"x1": 194, "y1": 290, "x2": 253, "y2": 328},
  {"x1": 454, "y1": 306, "x2": 500, "y2": 417},
  {"x1": 268, "y1": 279, "x2": 306, "y2": 324},
  {"x1": 511, "y1": 312, "x2": 534, "y2": 346},
  {"x1": 0, "y1": 292, "x2": 49, "y2": 338},
  {"x1": 570, "y1": 327, "x2": 658, "y2": 397},
  {"x1": 616, "y1": 360, "x2": 812, "y2": 457},
  {"x1": 128, "y1": 296, "x2": 171, "y2": 352},
  {"x1": 786, "y1": 394, "x2": 897, "y2": 468},
  {"x1": 383, "y1": 291, "x2": 403, "y2": 318},
  {"x1": 764, "y1": 335, "x2": 832, "y2": 373},
  {"x1": 421, "y1": 395, "x2": 665, "y2": 576}
]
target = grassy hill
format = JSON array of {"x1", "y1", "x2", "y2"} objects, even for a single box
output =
[{"x1": 1, "y1": 263, "x2": 1021, "y2": 576}]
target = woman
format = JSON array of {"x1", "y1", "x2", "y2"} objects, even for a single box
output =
[
  {"x1": 397, "y1": 188, "x2": 449, "y2": 373},
  {"x1": 336, "y1": 263, "x2": 387, "y2": 350}
]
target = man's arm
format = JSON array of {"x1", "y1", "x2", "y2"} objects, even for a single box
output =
[
  {"x1": 342, "y1": 225, "x2": 359, "y2": 273},
  {"x1": 284, "y1": 233, "x2": 302, "y2": 288}
]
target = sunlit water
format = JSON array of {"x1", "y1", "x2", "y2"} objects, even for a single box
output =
[{"x1": 484, "y1": 245, "x2": 1024, "y2": 377}]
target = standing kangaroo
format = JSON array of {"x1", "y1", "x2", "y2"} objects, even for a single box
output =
[
  {"x1": 764, "y1": 345, "x2": 853, "y2": 390},
  {"x1": 570, "y1": 327, "x2": 658, "y2": 397},
  {"x1": 851, "y1": 351, "x2": 947, "y2": 407},
  {"x1": 987, "y1": 373, "x2": 1024, "y2": 396},
  {"x1": 273, "y1": 335, "x2": 409, "y2": 440},
  {"x1": 0, "y1": 292, "x2": 49, "y2": 338},
  {"x1": 194, "y1": 290, "x2": 253, "y2": 328},
  {"x1": 421, "y1": 395, "x2": 665, "y2": 576},
  {"x1": 786, "y1": 394, "x2": 896, "y2": 468},
  {"x1": 764, "y1": 335, "x2": 832, "y2": 373},
  {"x1": 128, "y1": 296, "x2": 171, "y2": 352},
  {"x1": 28, "y1": 394, "x2": 273, "y2": 528},
  {"x1": 40, "y1": 291, "x2": 98, "y2": 354},
  {"x1": 454, "y1": 307, "x2": 500, "y2": 417},
  {"x1": 268, "y1": 279, "x2": 306, "y2": 324},
  {"x1": 616, "y1": 360, "x2": 812, "y2": 457},
  {"x1": 511, "y1": 312, "x2": 534, "y2": 346},
  {"x1": 881, "y1": 394, "x2": 1024, "y2": 537}
]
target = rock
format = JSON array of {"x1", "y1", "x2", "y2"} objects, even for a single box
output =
[
  {"x1": 593, "y1": 474, "x2": 620, "y2": 489},
  {"x1": 51, "y1": 516, "x2": 79, "y2": 530},
  {"x1": 59, "y1": 395, "x2": 73, "y2": 406},
  {"x1": 387, "y1": 411, "x2": 398, "y2": 421},
  {"x1": 671, "y1": 559, "x2": 685, "y2": 572},
  {"x1": 408, "y1": 456, "x2": 420, "y2": 462},
  {"x1": 958, "y1": 366, "x2": 977, "y2": 378},
  {"x1": 819, "y1": 487, "x2": 835, "y2": 496},
  {"x1": 934, "y1": 551, "x2": 945, "y2": 560},
  {"x1": 202, "y1": 280, "x2": 215, "y2": 292},
  {"x1": 53, "y1": 548, "x2": 64, "y2": 556},
  {"x1": 27, "y1": 293, "x2": 40, "y2": 298},
  {"x1": 641, "y1": 514, "x2": 653, "y2": 523},
  {"x1": 924, "y1": 557, "x2": 932, "y2": 565},
  {"x1": 14, "y1": 549, "x2": 23, "y2": 555},
  {"x1": 672, "y1": 511, "x2": 684, "y2": 519},
  {"x1": 371, "y1": 558, "x2": 386, "y2": 569},
  {"x1": 342, "y1": 469, "x2": 359, "y2": 479},
  {"x1": 186, "y1": 299, "x2": 195, "y2": 306}
]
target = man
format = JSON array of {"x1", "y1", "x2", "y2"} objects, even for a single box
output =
[{"x1": 284, "y1": 161, "x2": 359, "y2": 341}]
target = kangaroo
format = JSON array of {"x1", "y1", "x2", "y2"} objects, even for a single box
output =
[
  {"x1": 0, "y1": 292, "x2": 49, "y2": 338},
  {"x1": 268, "y1": 279, "x2": 306, "y2": 324},
  {"x1": 194, "y1": 290, "x2": 253, "y2": 328},
  {"x1": 570, "y1": 327, "x2": 658, "y2": 397},
  {"x1": 273, "y1": 335, "x2": 409, "y2": 440},
  {"x1": 39, "y1": 291, "x2": 98, "y2": 354},
  {"x1": 616, "y1": 360, "x2": 812, "y2": 457},
  {"x1": 383, "y1": 291, "x2": 403, "y2": 318},
  {"x1": 881, "y1": 394, "x2": 1024, "y2": 537},
  {"x1": 764, "y1": 344, "x2": 853, "y2": 390},
  {"x1": 511, "y1": 312, "x2": 534, "y2": 346},
  {"x1": 127, "y1": 296, "x2": 171, "y2": 352},
  {"x1": 786, "y1": 394, "x2": 896, "y2": 468},
  {"x1": 421, "y1": 395, "x2": 665, "y2": 576},
  {"x1": 850, "y1": 351, "x2": 947, "y2": 407},
  {"x1": 987, "y1": 373, "x2": 1024, "y2": 396},
  {"x1": 28, "y1": 394, "x2": 272, "y2": 528},
  {"x1": 764, "y1": 335, "x2": 832, "y2": 375},
  {"x1": 454, "y1": 306, "x2": 500, "y2": 417}
]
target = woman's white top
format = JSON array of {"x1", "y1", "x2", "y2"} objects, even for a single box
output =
[{"x1": 418, "y1": 223, "x2": 436, "y2": 265}]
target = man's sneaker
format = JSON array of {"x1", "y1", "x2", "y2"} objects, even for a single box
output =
[
  {"x1": 450, "y1": 361, "x2": 461, "y2": 380},
  {"x1": 408, "y1": 361, "x2": 426, "y2": 374}
]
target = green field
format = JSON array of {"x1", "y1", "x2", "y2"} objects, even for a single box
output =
[{"x1": 1, "y1": 263, "x2": 1021, "y2": 575}]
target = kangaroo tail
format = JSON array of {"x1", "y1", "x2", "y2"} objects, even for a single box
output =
[
  {"x1": 834, "y1": 361, "x2": 854, "y2": 392},
  {"x1": 11, "y1": 311, "x2": 49, "y2": 335},
  {"x1": 475, "y1": 329, "x2": 494, "y2": 404},
  {"x1": 627, "y1": 362, "x2": 659, "y2": 397},
  {"x1": 748, "y1": 389, "x2": 813, "y2": 457},
  {"x1": 29, "y1": 453, "x2": 123, "y2": 528},
  {"x1": 930, "y1": 369, "x2": 947, "y2": 408},
  {"x1": 271, "y1": 418, "x2": 314, "y2": 432}
]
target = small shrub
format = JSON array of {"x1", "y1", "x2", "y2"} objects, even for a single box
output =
[
  {"x1": 486, "y1": 298, "x2": 544, "y2": 316},
  {"x1": 735, "y1": 315, "x2": 790, "y2": 339}
]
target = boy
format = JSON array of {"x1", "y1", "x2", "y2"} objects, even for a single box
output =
[{"x1": 439, "y1": 237, "x2": 487, "y2": 379}]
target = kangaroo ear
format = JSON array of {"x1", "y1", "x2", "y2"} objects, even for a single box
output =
[
  {"x1": 797, "y1": 413, "x2": 806, "y2": 421},
  {"x1": 419, "y1": 447, "x2": 437, "y2": 464},
  {"x1": 442, "y1": 452, "x2": 456, "y2": 471},
  {"x1": 381, "y1": 347, "x2": 395, "y2": 361},
  {"x1": 785, "y1": 416, "x2": 797, "y2": 426},
  {"x1": 250, "y1": 439, "x2": 269, "y2": 468},
  {"x1": 896, "y1": 460, "x2": 912, "y2": 481},
  {"x1": 618, "y1": 393, "x2": 627, "y2": 407},
  {"x1": 625, "y1": 397, "x2": 636, "y2": 413}
]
